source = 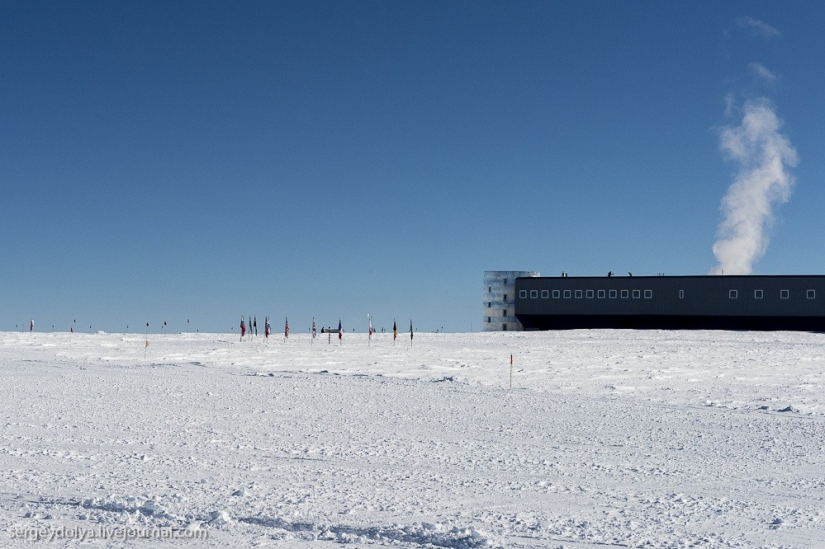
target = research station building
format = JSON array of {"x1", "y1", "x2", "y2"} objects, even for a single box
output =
[{"x1": 485, "y1": 271, "x2": 825, "y2": 332}]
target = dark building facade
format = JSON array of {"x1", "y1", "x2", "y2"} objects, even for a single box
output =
[{"x1": 515, "y1": 275, "x2": 825, "y2": 331}]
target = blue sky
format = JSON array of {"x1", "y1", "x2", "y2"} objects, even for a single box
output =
[{"x1": 2, "y1": 1, "x2": 824, "y2": 333}]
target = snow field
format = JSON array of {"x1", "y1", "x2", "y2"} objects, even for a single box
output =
[{"x1": 0, "y1": 330, "x2": 824, "y2": 547}]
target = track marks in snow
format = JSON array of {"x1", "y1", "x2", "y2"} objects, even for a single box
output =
[{"x1": 2, "y1": 332, "x2": 825, "y2": 547}]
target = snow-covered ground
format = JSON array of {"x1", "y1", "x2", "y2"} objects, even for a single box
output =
[{"x1": 1, "y1": 329, "x2": 824, "y2": 548}]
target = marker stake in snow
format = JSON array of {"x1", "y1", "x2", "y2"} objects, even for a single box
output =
[{"x1": 509, "y1": 354, "x2": 513, "y2": 390}]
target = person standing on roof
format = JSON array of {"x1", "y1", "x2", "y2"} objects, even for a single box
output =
[{"x1": 240, "y1": 316, "x2": 247, "y2": 340}]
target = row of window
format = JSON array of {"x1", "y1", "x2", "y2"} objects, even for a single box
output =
[
  {"x1": 487, "y1": 280, "x2": 509, "y2": 293},
  {"x1": 520, "y1": 289, "x2": 654, "y2": 300},
  {"x1": 519, "y1": 289, "x2": 817, "y2": 300},
  {"x1": 727, "y1": 289, "x2": 815, "y2": 300}
]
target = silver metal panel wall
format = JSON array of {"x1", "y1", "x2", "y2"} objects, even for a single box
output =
[{"x1": 483, "y1": 271, "x2": 539, "y2": 331}]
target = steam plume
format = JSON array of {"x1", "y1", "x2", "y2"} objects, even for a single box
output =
[
  {"x1": 710, "y1": 99, "x2": 798, "y2": 275},
  {"x1": 727, "y1": 16, "x2": 781, "y2": 39}
]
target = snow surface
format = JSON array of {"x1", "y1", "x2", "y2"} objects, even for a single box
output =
[{"x1": 1, "y1": 329, "x2": 824, "y2": 548}]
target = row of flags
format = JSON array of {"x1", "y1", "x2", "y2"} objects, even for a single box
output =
[
  {"x1": 302, "y1": 315, "x2": 415, "y2": 345},
  {"x1": 240, "y1": 316, "x2": 274, "y2": 340},
  {"x1": 309, "y1": 317, "x2": 345, "y2": 346}
]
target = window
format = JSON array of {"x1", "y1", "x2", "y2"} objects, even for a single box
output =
[
  {"x1": 780, "y1": 290, "x2": 790, "y2": 300},
  {"x1": 597, "y1": 290, "x2": 606, "y2": 298},
  {"x1": 503, "y1": 324, "x2": 507, "y2": 331},
  {"x1": 563, "y1": 290, "x2": 571, "y2": 299},
  {"x1": 575, "y1": 290, "x2": 583, "y2": 299},
  {"x1": 503, "y1": 278, "x2": 508, "y2": 285},
  {"x1": 518, "y1": 290, "x2": 527, "y2": 299},
  {"x1": 621, "y1": 290, "x2": 629, "y2": 299},
  {"x1": 754, "y1": 289, "x2": 763, "y2": 299},
  {"x1": 679, "y1": 290, "x2": 684, "y2": 299},
  {"x1": 488, "y1": 286, "x2": 492, "y2": 293},
  {"x1": 632, "y1": 290, "x2": 640, "y2": 299},
  {"x1": 530, "y1": 290, "x2": 538, "y2": 299},
  {"x1": 586, "y1": 290, "x2": 594, "y2": 299},
  {"x1": 644, "y1": 290, "x2": 653, "y2": 299},
  {"x1": 729, "y1": 290, "x2": 738, "y2": 299},
  {"x1": 609, "y1": 290, "x2": 617, "y2": 299},
  {"x1": 487, "y1": 317, "x2": 491, "y2": 323},
  {"x1": 808, "y1": 290, "x2": 816, "y2": 300},
  {"x1": 552, "y1": 290, "x2": 560, "y2": 299},
  {"x1": 541, "y1": 290, "x2": 549, "y2": 299},
  {"x1": 487, "y1": 302, "x2": 491, "y2": 308},
  {"x1": 503, "y1": 309, "x2": 507, "y2": 316}
]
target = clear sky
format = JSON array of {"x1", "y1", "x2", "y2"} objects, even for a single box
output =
[{"x1": 2, "y1": 1, "x2": 824, "y2": 333}]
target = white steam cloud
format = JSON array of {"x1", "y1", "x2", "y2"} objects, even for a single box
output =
[
  {"x1": 710, "y1": 99, "x2": 798, "y2": 275},
  {"x1": 727, "y1": 16, "x2": 781, "y2": 39},
  {"x1": 748, "y1": 62, "x2": 779, "y2": 85}
]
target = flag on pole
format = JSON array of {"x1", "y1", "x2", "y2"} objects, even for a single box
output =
[
  {"x1": 285, "y1": 316, "x2": 289, "y2": 339},
  {"x1": 410, "y1": 319, "x2": 413, "y2": 343},
  {"x1": 312, "y1": 317, "x2": 316, "y2": 343},
  {"x1": 338, "y1": 318, "x2": 343, "y2": 340},
  {"x1": 368, "y1": 314, "x2": 373, "y2": 344},
  {"x1": 393, "y1": 319, "x2": 397, "y2": 343}
]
